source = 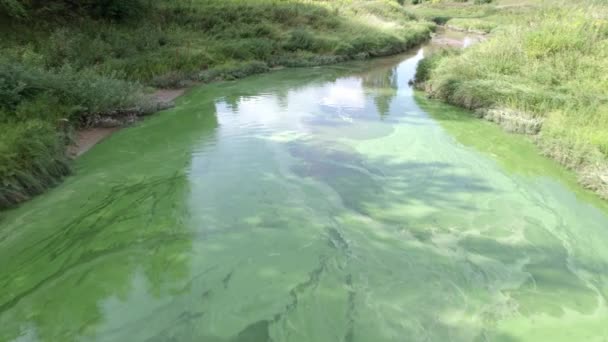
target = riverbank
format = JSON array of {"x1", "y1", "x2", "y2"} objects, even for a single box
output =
[
  {"x1": 414, "y1": 0, "x2": 608, "y2": 200},
  {"x1": 68, "y1": 88, "x2": 186, "y2": 157},
  {"x1": 0, "y1": 0, "x2": 435, "y2": 209}
]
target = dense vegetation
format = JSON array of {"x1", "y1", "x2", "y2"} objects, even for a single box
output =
[
  {"x1": 415, "y1": 0, "x2": 608, "y2": 198},
  {"x1": 0, "y1": 0, "x2": 434, "y2": 209}
]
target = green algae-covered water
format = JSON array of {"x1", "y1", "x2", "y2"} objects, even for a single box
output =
[{"x1": 2, "y1": 48, "x2": 608, "y2": 342}]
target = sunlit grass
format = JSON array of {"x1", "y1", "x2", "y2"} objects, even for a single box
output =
[{"x1": 416, "y1": 0, "x2": 608, "y2": 198}]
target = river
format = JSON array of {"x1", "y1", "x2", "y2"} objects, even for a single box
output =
[{"x1": 1, "y1": 43, "x2": 608, "y2": 341}]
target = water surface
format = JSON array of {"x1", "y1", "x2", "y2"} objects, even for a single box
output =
[{"x1": 2, "y1": 48, "x2": 608, "y2": 342}]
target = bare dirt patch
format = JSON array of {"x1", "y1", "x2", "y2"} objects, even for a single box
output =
[
  {"x1": 68, "y1": 127, "x2": 120, "y2": 157},
  {"x1": 152, "y1": 88, "x2": 186, "y2": 104},
  {"x1": 70, "y1": 88, "x2": 187, "y2": 157},
  {"x1": 431, "y1": 29, "x2": 486, "y2": 48}
]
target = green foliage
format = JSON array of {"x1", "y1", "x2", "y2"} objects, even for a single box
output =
[
  {"x1": 0, "y1": 0, "x2": 26, "y2": 17},
  {"x1": 0, "y1": 120, "x2": 70, "y2": 208},
  {"x1": 0, "y1": 57, "x2": 142, "y2": 208},
  {"x1": 0, "y1": 59, "x2": 142, "y2": 120},
  {"x1": 88, "y1": 0, "x2": 148, "y2": 20},
  {"x1": 284, "y1": 29, "x2": 317, "y2": 51},
  {"x1": 0, "y1": 0, "x2": 149, "y2": 20},
  {"x1": 446, "y1": 18, "x2": 496, "y2": 33},
  {"x1": 414, "y1": 49, "x2": 457, "y2": 85}
]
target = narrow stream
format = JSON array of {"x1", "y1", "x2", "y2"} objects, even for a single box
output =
[{"x1": 2, "y1": 42, "x2": 608, "y2": 341}]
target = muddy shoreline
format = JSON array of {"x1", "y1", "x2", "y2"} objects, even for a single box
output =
[{"x1": 69, "y1": 88, "x2": 186, "y2": 157}]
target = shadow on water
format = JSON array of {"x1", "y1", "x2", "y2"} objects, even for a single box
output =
[{"x1": 287, "y1": 140, "x2": 493, "y2": 215}]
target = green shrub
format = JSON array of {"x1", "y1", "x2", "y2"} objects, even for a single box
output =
[
  {"x1": 0, "y1": 0, "x2": 26, "y2": 17},
  {"x1": 414, "y1": 49, "x2": 456, "y2": 86},
  {"x1": 13, "y1": 94, "x2": 75, "y2": 122},
  {"x1": 42, "y1": 25, "x2": 167, "y2": 69},
  {"x1": 220, "y1": 39, "x2": 277, "y2": 60},
  {"x1": 0, "y1": 120, "x2": 70, "y2": 209},
  {"x1": 1, "y1": 0, "x2": 150, "y2": 20},
  {"x1": 0, "y1": 57, "x2": 142, "y2": 123},
  {"x1": 284, "y1": 29, "x2": 316, "y2": 51},
  {"x1": 88, "y1": 0, "x2": 148, "y2": 20}
]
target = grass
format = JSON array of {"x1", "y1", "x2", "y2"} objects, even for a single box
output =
[
  {"x1": 0, "y1": 120, "x2": 70, "y2": 208},
  {"x1": 415, "y1": 0, "x2": 608, "y2": 199},
  {"x1": 3, "y1": 0, "x2": 435, "y2": 87},
  {"x1": 0, "y1": 0, "x2": 435, "y2": 209},
  {"x1": 406, "y1": 0, "x2": 542, "y2": 31},
  {"x1": 0, "y1": 58, "x2": 144, "y2": 207},
  {"x1": 445, "y1": 17, "x2": 497, "y2": 33},
  {"x1": 407, "y1": 1, "x2": 498, "y2": 24}
]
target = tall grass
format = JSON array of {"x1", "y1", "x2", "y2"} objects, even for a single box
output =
[
  {"x1": 417, "y1": 1, "x2": 608, "y2": 198},
  {"x1": 0, "y1": 57, "x2": 143, "y2": 208},
  {"x1": 2, "y1": 0, "x2": 434, "y2": 87},
  {"x1": 0, "y1": 120, "x2": 70, "y2": 208},
  {"x1": 445, "y1": 17, "x2": 496, "y2": 33}
]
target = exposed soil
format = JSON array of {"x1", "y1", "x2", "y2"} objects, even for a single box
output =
[
  {"x1": 152, "y1": 89, "x2": 186, "y2": 104},
  {"x1": 70, "y1": 88, "x2": 187, "y2": 157},
  {"x1": 431, "y1": 29, "x2": 486, "y2": 48},
  {"x1": 68, "y1": 127, "x2": 120, "y2": 157}
]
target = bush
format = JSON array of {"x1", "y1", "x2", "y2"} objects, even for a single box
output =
[
  {"x1": 414, "y1": 49, "x2": 456, "y2": 86},
  {"x1": 0, "y1": 57, "x2": 142, "y2": 208},
  {"x1": 43, "y1": 25, "x2": 167, "y2": 69},
  {"x1": 0, "y1": 59, "x2": 142, "y2": 117},
  {"x1": 88, "y1": 0, "x2": 148, "y2": 20},
  {"x1": 0, "y1": 120, "x2": 70, "y2": 209},
  {"x1": 284, "y1": 29, "x2": 316, "y2": 51},
  {"x1": 220, "y1": 39, "x2": 277, "y2": 60},
  {"x1": 1, "y1": 0, "x2": 149, "y2": 20},
  {"x1": 0, "y1": 0, "x2": 26, "y2": 17}
]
